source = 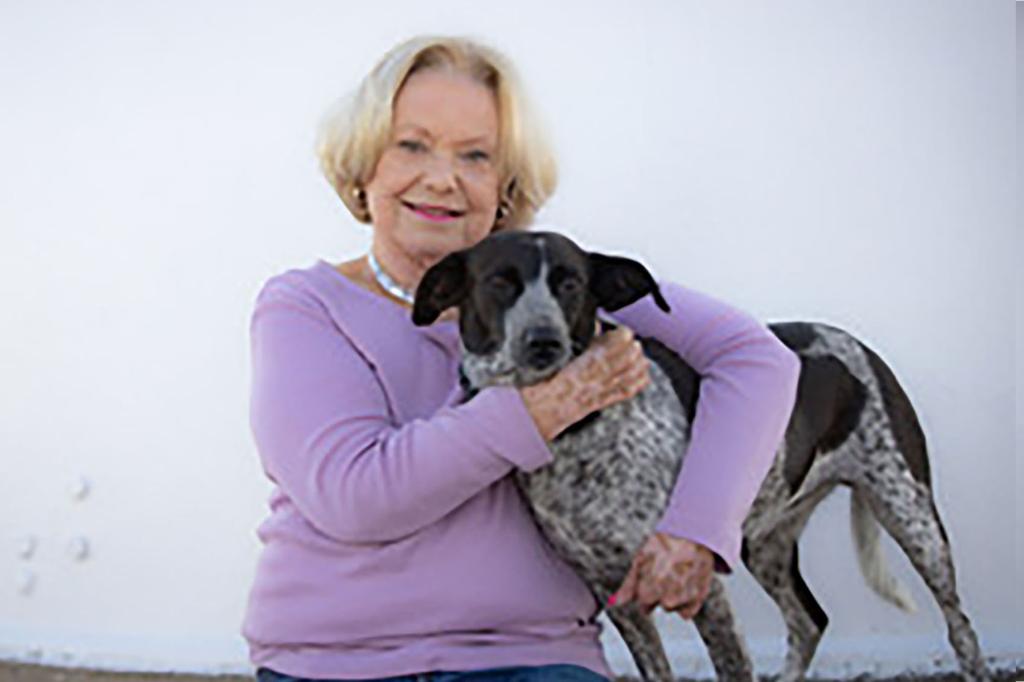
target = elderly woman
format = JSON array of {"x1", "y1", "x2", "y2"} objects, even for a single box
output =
[{"x1": 242, "y1": 35, "x2": 800, "y2": 682}]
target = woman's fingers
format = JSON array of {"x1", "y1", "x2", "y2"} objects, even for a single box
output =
[
  {"x1": 609, "y1": 552, "x2": 645, "y2": 606},
  {"x1": 592, "y1": 338, "x2": 649, "y2": 406},
  {"x1": 661, "y1": 577, "x2": 710, "y2": 619},
  {"x1": 676, "y1": 599, "x2": 703, "y2": 620},
  {"x1": 634, "y1": 568, "x2": 664, "y2": 613},
  {"x1": 579, "y1": 329, "x2": 634, "y2": 379},
  {"x1": 618, "y1": 356, "x2": 652, "y2": 391},
  {"x1": 586, "y1": 329, "x2": 646, "y2": 375}
]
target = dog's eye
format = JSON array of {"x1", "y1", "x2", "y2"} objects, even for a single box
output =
[
  {"x1": 486, "y1": 275, "x2": 517, "y2": 298},
  {"x1": 557, "y1": 277, "x2": 583, "y2": 296}
]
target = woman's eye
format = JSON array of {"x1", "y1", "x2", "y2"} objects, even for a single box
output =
[
  {"x1": 398, "y1": 140, "x2": 426, "y2": 153},
  {"x1": 462, "y1": 149, "x2": 490, "y2": 162}
]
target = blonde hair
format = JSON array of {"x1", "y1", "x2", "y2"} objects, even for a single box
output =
[{"x1": 316, "y1": 35, "x2": 557, "y2": 232}]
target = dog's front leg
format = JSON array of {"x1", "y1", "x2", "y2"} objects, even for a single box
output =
[{"x1": 605, "y1": 603, "x2": 674, "y2": 682}]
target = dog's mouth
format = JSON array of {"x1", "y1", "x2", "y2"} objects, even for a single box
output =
[{"x1": 459, "y1": 353, "x2": 565, "y2": 392}]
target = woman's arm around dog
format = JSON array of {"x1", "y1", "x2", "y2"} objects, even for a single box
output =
[{"x1": 608, "y1": 280, "x2": 801, "y2": 609}]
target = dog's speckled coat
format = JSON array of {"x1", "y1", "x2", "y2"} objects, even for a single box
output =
[{"x1": 413, "y1": 231, "x2": 988, "y2": 682}]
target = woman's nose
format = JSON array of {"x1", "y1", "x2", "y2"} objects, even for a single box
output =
[{"x1": 423, "y1": 153, "x2": 458, "y2": 192}]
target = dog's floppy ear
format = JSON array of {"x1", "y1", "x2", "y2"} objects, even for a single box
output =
[
  {"x1": 588, "y1": 252, "x2": 671, "y2": 313},
  {"x1": 412, "y1": 251, "x2": 470, "y2": 325}
]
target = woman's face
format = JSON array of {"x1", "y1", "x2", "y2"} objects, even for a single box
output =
[{"x1": 365, "y1": 68, "x2": 501, "y2": 265}]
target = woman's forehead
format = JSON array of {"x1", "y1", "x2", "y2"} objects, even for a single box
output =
[{"x1": 393, "y1": 69, "x2": 498, "y2": 142}]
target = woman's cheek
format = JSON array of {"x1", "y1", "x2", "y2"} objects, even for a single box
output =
[{"x1": 375, "y1": 153, "x2": 415, "y2": 194}]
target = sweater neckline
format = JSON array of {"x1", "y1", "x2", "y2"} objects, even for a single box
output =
[{"x1": 313, "y1": 259, "x2": 460, "y2": 340}]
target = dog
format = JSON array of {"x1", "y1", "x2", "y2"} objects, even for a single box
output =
[{"x1": 411, "y1": 230, "x2": 989, "y2": 682}]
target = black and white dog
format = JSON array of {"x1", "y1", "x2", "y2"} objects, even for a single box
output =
[{"x1": 411, "y1": 230, "x2": 989, "y2": 682}]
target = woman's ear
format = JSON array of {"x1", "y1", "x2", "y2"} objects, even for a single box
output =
[
  {"x1": 412, "y1": 252, "x2": 470, "y2": 325},
  {"x1": 587, "y1": 252, "x2": 671, "y2": 313}
]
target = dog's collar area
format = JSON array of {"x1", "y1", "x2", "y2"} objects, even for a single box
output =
[
  {"x1": 367, "y1": 250, "x2": 416, "y2": 305},
  {"x1": 457, "y1": 364, "x2": 601, "y2": 437}
]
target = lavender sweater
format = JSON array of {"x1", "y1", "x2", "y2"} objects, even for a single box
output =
[{"x1": 241, "y1": 258, "x2": 800, "y2": 679}]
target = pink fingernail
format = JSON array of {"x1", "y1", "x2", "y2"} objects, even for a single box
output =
[{"x1": 607, "y1": 595, "x2": 617, "y2": 606}]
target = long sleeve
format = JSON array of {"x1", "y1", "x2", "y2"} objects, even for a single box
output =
[
  {"x1": 248, "y1": 281, "x2": 554, "y2": 544},
  {"x1": 608, "y1": 280, "x2": 801, "y2": 572}
]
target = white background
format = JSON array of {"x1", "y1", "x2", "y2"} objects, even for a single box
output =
[{"x1": 1, "y1": 0, "x2": 1019, "y2": 677}]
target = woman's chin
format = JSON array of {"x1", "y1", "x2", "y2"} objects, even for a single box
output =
[{"x1": 399, "y1": 221, "x2": 489, "y2": 254}]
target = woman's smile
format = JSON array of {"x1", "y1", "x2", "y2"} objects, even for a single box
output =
[{"x1": 401, "y1": 200, "x2": 466, "y2": 222}]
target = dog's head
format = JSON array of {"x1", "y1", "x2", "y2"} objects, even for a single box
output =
[{"x1": 412, "y1": 231, "x2": 670, "y2": 388}]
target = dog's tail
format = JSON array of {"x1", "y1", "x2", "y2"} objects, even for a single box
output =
[{"x1": 850, "y1": 490, "x2": 917, "y2": 612}]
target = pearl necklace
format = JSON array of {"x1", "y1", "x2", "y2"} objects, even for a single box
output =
[{"x1": 367, "y1": 251, "x2": 416, "y2": 305}]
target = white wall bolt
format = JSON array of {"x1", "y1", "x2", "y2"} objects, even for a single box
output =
[
  {"x1": 67, "y1": 536, "x2": 90, "y2": 561},
  {"x1": 17, "y1": 534, "x2": 38, "y2": 560},
  {"x1": 17, "y1": 568, "x2": 36, "y2": 595},
  {"x1": 68, "y1": 476, "x2": 91, "y2": 501}
]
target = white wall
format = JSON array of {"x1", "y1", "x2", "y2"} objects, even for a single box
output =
[
  {"x1": 1, "y1": 0, "x2": 1019, "y2": 677},
  {"x1": 1017, "y1": 3, "x2": 1024, "y2": 670}
]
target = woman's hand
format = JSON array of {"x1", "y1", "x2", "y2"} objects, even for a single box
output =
[
  {"x1": 520, "y1": 327, "x2": 650, "y2": 441},
  {"x1": 608, "y1": 533, "x2": 715, "y2": 620}
]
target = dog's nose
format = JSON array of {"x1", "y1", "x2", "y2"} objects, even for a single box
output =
[{"x1": 523, "y1": 326, "x2": 564, "y2": 369}]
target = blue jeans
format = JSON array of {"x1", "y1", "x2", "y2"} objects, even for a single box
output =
[{"x1": 255, "y1": 664, "x2": 609, "y2": 682}]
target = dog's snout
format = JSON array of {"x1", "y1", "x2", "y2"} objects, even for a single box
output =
[
  {"x1": 523, "y1": 326, "x2": 564, "y2": 369},
  {"x1": 524, "y1": 326, "x2": 563, "y2": 355}
]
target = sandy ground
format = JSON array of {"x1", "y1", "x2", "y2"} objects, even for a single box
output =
[{"x1": 0, "y1": 662, "x2": 1020, "y2": 682}]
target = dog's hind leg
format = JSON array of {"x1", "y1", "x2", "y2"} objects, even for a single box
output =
[
  {"x1": 692, "y1": 577, "x2": 755, "y2": 682},
  {"x1": 853, "y1": 480, "x2": 990, "y2": 682},
  {"x1": 604, "y1": 603, "x2": 674, "y2": 682},
  {"x1": 743, "y1": 493, "x2": 831, "y2": 682}
]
